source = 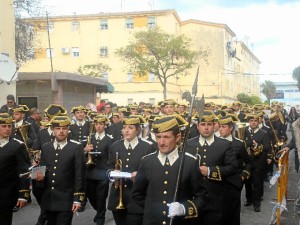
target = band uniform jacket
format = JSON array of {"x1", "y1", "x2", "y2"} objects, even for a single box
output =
[
  {"x1": 26, "y1": 116, "x2": 40, "y2": 135},
  {"x1": 244, "y1": 127, "x2": 271, "y2": 164},
  {"x1": 86, "y1": 133, "x2": 113, "y2": 180},
  {"x1": 226, "y1": 137, "x2": 252, "y2": 190},
  {"x1": 0, "y1": 104, "x2": 18, "y2": 116},
  {"x1": 11, "y1": 120, "x2": 39, "y2": 150},
  {"x1": 39, "y1": 140, "x2": 86, "y2": 211},
  {"x1": 237, "y1": 111, "x2": 247, "y2": 122},
  {"x1": 188, "y1": 123, "x2": 200, "y2": 139},
  {"x1": 145, "y1": 133, "x2": 158, "y2": 151},
  {"x1": 69, "y1": 122, "x2": 90, "y2": 146},
  {"x1": 0, "y1": 138, "x2": 30, "y2": 209},
  {"x1": 107, "y1": 138, "x2": 153, "y2": 211},
  {"x1": 260, "y1": 124, "x2": 275, "y2": 158},
  {"x1": 107, "y1": 122, "x2": 123, "y2": 143},
  {"x1": 186, "y1": 136, "x2": 237, "y2": 212},
  {"x1": 131, "y1": 151, "x2": 208, "y2": 225},
  {"x1": 37, "y1": 127, "x2": 55, "y2": 149}
]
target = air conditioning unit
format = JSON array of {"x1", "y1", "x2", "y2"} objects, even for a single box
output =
[{"x1": 61, "y1": 48, "x2": 69, "y2": 54}]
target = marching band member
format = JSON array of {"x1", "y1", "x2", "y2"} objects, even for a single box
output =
[
  {"x1": 0, "y1": 113, "x2": 30, "y2": 225},
  {"x1": 186, "y1": 110, "x2": 237, "y2": 225},
  {"x1": 243, "y1": 113, "x2": 271, "y2": 212},
  {"x1": 36, "y1": 116, "x2": 85, "y2": 225},
  {"x1": 84, "y1": 115, "x2": 113, "y2": 225},
  {"x1": 218, "y1": 114, "x2": 252, "y2": 225},
  {"x1": 131, "y1": 116, "x2": 208, "y2": 225},
  {"x1": 107, "y1": 116, "x2": 154, "y2": 225}
]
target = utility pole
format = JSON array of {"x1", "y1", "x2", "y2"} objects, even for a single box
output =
[{"x1": 46, "y1": 11, "x2": 53, "y2": 72}]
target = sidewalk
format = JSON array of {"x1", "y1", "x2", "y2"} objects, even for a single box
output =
[{"x1": 240, "y1": 133, "x2": 299, "y2": 225}]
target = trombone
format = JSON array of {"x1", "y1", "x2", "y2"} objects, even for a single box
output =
[{"x1": 86, "y1": 121, "x2": 96, "y2": 166}]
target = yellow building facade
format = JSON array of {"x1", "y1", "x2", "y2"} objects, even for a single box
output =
[
  {"x1": 21, "y1": 9, "x2": 260, "y2": 106},
  {"x1": 0, "y1": 0, "x2": 17, "y2": 104}
]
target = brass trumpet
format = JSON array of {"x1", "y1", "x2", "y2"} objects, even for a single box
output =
[
  {"x1": 86, "y1": 121, "x2": 95, "y2": 166},
  {"x1": 114, "y1": 152, "x2": 125, "y2": 210}
]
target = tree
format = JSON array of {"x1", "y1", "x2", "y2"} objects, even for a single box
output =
[
  {"x1": 261, "y1": 80, "x2": 276, "y2": 104},
  {"x1": 250, "y1": 95, "x2": 262, "y2": 105},
  {"x1": 14, "y1": 0, "x2": 43, "y2": 65},
  {"x1": 77, "y1": 63, "x2": 111, "y2": 78},
  {"x1": 237, "y1": 93, "x2": 252, "y2": 105},
  {"x1": 115, "y1": 27, "x2": 210, "y2": 99},
  {"x1": 292, "y1": 66, "x2": 300, "y2": 89}
]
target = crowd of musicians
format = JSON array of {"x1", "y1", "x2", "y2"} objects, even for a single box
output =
[{"x1": 0, "y1": 94, "x2": 291, "y2": 225}]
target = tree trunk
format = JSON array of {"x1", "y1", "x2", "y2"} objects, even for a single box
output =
[{"x1": 163, "y1": 79, "x2": 167, "y2": 99}]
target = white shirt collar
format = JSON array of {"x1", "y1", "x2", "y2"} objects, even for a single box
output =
[
  {"x1": 76, "y1": 120, "x2": 85, "y2": 126},
  {"x1": 124, "y1": 136, "x2": 139, "y2": 149},
  {"x1": 54, "y1": 139, "x2": 68, "y2": 149},
  {"x1": 95, "y1": 132, "x2": 105, "y2": 140},
  {"x1": 0, "y1": 138, "x2": 9, "y2": 147},
  {"x1": 248, "y1": 127, "x2": 259, "y2": 134},
  {"x1": 15, "y1": 120, "x2": 23, "y2": 128},
  {"x1": 47, "y1": 127, "x2": 53, "y2": 136},
  {"x1": 158, "y1": 147, "x2": 179, "y2": 166},
  {"x1": 221, "y1": 135, "x2": 233, "y2": 142},
  {"x1": 150, "y1": 132, "x2": 157, "y2": 142},
  {"x1": 214, "y1": 131, "x2": 220, "y2": 137},
  {"x1": 199, "y1": 135, "x2": 214, "y2": 146}
]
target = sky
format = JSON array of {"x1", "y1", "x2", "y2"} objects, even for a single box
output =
[{"x1": 41, "y1": 0, "x2": 300, "y2": 83}]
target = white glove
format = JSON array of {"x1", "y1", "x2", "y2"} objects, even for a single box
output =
[{"x1": 167, "y1": 202, "x2": 185, "y2": 217}]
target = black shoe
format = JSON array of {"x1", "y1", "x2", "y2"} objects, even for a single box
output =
[
  {"x1": 13, "y1": 206, "x2": 19, "y2": 212},
  {"x1": 77, "y1": 205, "x2": 85, "y2": 212},
  {"x1": 244, "y1": 201, "x2": 252, "y2": 206},
  {"x1": 254, "y1": 206, "x2": 261, "y2": 212}
]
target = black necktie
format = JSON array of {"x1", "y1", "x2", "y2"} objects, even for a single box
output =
[
  {"x1": 128, "y1": 143, "x2": 132, "y2": 151},
  {"x1": 165, "y1": 157, "x2": 170, "y2": 166},
  {"x1": 56, "y1": 143, "x2": 61, "y2": 150},
  {"x1": 204, "y1": 140, "x2": 208, "y2": 146}
]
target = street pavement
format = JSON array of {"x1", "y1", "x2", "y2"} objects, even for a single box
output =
[{"x1": 12, "y1": 132, "x2": 300, "y2": 225}]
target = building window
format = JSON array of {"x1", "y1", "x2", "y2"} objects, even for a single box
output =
[
  {"x1": 100, "y1": 19, "x2": 108, "y2": 29},
  {"x1": 127, "y1": 72, "x2": 133, "y2": 82},
  {"x1": 71, "y1": 21, "x2": 80, "y2": 31},
  {"x1": 128, "y1": 98, "x2": 133, "y2": 105},
  {"x1": 72, "y1": 47, "x2": 80, "y2": 57},
  {"x1": 125, "y1": 18, "x2": 134, "y2": 29},
  {"x1": 149, "y1": 73, "x2": 155, "y2": 82},
  {"x1": 148, "y1": 17, "x2": 156, "y2": 28},
  {"x1": 99, "y1": 46, "x2": 108, "y2": 57},
  {"x1": 149, "y1": 98, "x2": 155, "y2": 105},
  {"x1": 46, "y1": 22, "x2": 54, "y2": 32},
  {"x1": 101, "y1": 72, "x2": 108, "y2": 80},
  {"x1": 46, "y1": 48, "x2": 54, "y2": 58}
]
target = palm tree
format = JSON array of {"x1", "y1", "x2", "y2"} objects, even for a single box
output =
[{"x1": 261, "y1": 80, "x2": 276, "y2": 104}]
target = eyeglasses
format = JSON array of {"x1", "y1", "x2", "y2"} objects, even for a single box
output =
[{"x1": 7, "y1": 101, "x2": 13, "y2": 104}]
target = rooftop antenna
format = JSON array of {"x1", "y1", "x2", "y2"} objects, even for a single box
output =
[{"x1": 148, "y1": 0, "x2": 154, "y2": 10}]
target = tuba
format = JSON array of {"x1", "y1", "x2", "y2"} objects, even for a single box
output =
[
  {"x1": 114, "y1": 152, "x2": 125, "y2": 210},
  {"x1": 86, "y1": 121, "x2": 95, "y2": 166}
]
